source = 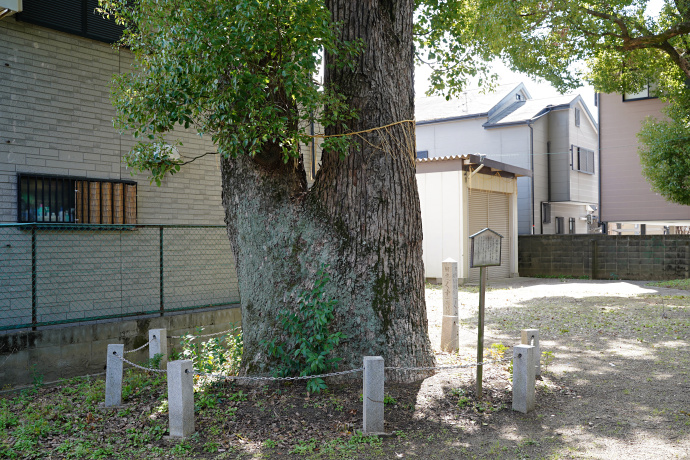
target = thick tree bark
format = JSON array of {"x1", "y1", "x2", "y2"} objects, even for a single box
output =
[{"x1": 220, "y1": 0, "x2": 434, "y2": 379}]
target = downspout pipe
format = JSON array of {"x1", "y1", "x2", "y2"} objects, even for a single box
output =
[
  {"x1": 596, "y1": 93, "x2": 605, "y2": 234},
  {"x1": 528, "y1": 120, "x2": 535, "y2": 234}
]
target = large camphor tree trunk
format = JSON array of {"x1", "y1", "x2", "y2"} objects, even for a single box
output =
[{"x1": 221, "y1": 0, "x2": 434, "y2": 377}]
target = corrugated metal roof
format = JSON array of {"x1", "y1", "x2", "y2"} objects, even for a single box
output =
[
  {"x1": 416, "y1": 153, "x2": 532, "y2": 177},
  {"x1": 416, "y1": 154, "x2": 474, "y2": 163}
]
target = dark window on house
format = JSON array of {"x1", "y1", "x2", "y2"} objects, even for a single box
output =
[
  {"x1": 416, "y1": 150, "x2": 429, "y2": 160},
  {"x1": 623, "y1": 83, "x2": 658, "y2": 101},
  {"x1": 542, "y1": 202, "x2": 551, "y2": 223},
  {"x1": 17, "y1": 0, "x2": 125, "y2": 44},
  {"x1": 556, "y1": 217, "x2": 565, "y2": 234},
  {"x1": 17, "y1": 174, "x2": 137, "y2": 224},
  {"x1": 569, "y1": 217, "x2": 575, "y2": 234},
  {"x1": 573, "y1": 146, "x2": 595, "y2": 174},
  {"x1": 574, "y1": 108, "x2": 581, "y2": 127}
]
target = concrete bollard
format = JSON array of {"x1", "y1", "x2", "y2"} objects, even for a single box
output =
[
  {"x1": 167, "y1": 359, "x2": 195, "y2": 438},
  {"x1": 441, "y1": 258, "x2": 460, "y2": 352},
  {"x1": 105, "y1": 344, "x2": 124, "y2": 407},
  {"x1": 149, "y1": 328, "x2": 168, "y2": 369},
  {"x1": 521, "y1": 329, "x2": 540, "y2": 377},
  {"x1": 363, "y1": 356, "x2": 385, "y2": 434},
  {"x1": 512, "y1": 344, "x2": 536, "y2": 413}
]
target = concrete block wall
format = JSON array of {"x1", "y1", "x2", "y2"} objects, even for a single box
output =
[
  {"x1": 0, "y1": 305, "x2": 242, "y2": 387},
  {"x1": 519, "y1": 235, "x2": 690, "y2": 280}
]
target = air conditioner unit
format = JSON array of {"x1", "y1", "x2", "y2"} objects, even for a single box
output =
[{"x1": 0, "y1": 0, "x2": 22, "y2": 20}]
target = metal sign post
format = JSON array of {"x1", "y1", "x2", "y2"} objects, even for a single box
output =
[{"x1": 469, "y1": 228, "x2": 503, "y2": 399}]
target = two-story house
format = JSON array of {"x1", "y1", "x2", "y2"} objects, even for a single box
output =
[
  {"x1": 416, "y1": 83, "x2": 599, "y2": 235},
  {"x1": 598, "y1": 90, "x2": 690, "y2": 234}
]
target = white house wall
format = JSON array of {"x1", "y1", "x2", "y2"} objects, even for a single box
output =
[
  {"x1": 416, "y1": 118, "x2": 530, "y2": 168},
  {"x1": 416, "y1": 118, "x2": 489, "y2": 158},
  {"x1": 568, "y1": 99, "x2": 599, "y2": 204},
  {"x1": 416, "y1": 171, "x2": 464, "y2": 279}
]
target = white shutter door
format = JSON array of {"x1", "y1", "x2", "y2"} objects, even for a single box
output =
[
  {"x1": 488, "y1": 192, "x2": 511, "y2": 280},
  {"x1": 468, "y1": 190, "x2": 511, "y2": 282},
  {"x1": 468, "y1": 190, "x2": 489, "y2": 282}
]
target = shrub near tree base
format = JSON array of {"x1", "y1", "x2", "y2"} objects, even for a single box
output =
[
  {"x1": 173, "y1": 324, "x2": 243, "y2": 376},
  {"x1": 262, "y1": 266, "x2": 345, "y2": 393}
]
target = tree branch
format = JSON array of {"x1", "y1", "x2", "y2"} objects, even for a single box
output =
[
  {"x1": 181, "y1": 151, "x2": 219, "y2": 166},
  {"x1": 655, "y1": 40, "x2": 690, "y2": 79},
  {"x1": 581, "y1": 7, "x2": 631, "y2": 37},
  {"x1": 582, "y1": 7, "x2": 690, "y2": 51}
]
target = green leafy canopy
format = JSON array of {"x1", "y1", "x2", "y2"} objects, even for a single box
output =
[
  {"x1": 99, "y1": 0, "x2": 361, "y2": 183},
  {"x1": 415, "y1": 0, "x2": 690, "y2": 95},
  {"x1": 415, "y1": 0, "x2": 690, "y2": 204}
]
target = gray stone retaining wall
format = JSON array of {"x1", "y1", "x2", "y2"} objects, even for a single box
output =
[
  {"x1": 0, "y1": 306, "x2": 241, "y2": 388},
  {"x1": 518, "y1": 235, "x2": 690, "y2": 280}
]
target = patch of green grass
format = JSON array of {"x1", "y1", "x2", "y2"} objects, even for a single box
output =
[
  {"x1": 384, "y1": 394, "x2": 397, "y2": 405},
  {"x1": 649, "y1": 279, "x2": 690, "y2": 290},
  {"x1": 457, "y1": 396, "x2": 471, "y2": 408},
  {"x1": 290, "y1": 438, "x2": 318, "y2": 454},
  {"x1": 263, "y1": 439, "x2": 277, "y2": 449}
]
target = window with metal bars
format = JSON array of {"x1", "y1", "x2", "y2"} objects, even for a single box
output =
[{"x1": 17, "y1": 174, "x2": 137, "y2": 224}]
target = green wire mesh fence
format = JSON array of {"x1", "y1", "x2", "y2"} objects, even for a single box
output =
[{"x1": 0, "y1": 224, "x2": 240, "y2": 331}]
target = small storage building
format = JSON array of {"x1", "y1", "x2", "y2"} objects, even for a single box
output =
[{"x1": 416, "y1": 154, "x2": 531, "y2": 282}]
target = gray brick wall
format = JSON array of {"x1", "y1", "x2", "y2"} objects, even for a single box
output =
[
  {"x1": 0, "y1": 18, "x2": 225, "y2": 225},
  {"x1": 519, "y1": 235, "x2": 690, "y2": 280}
]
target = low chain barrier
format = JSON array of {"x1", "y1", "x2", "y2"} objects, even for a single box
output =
[
  {"x1": 193, "y1": 367, "x2": 364, "y2": 382},
  {"x1": 123, "y1": 341, "x2": 150, "y2": 354},
  {"x1": 103, "y1": 327, "x2": 541, "y2": 439},
  {"x1": 384, "y1": 356, "x2": 512, "y2": 373},
  {"x1": 114, "y1": 352, "x2": 167, "y2": 374}
]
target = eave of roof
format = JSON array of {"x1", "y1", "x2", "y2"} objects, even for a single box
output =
[
  {"x1": 416, "y1": 154, "x2": 532, "y2": 178},
  {"x1": 416, "y1": 113, "x2": 487, "y2": 126}
]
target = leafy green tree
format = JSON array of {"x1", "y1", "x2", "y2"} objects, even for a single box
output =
[
  {"x1": 100, "y1": 0, "x2": 435, "y2": 375},
  {"x1": 416, "y1": 0, "x2": 690, "y2": 203}
]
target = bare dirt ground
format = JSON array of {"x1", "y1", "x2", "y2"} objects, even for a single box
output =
[
  {"x1": 419, "y1": 278, "x2": 690, "y2": 459},
  {"x1": 2, "y1": 278, "x2": 689, "y2": 459}
]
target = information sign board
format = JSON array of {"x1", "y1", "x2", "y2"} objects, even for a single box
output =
[{"x1": 469, "y1": 228, "x2": 503, "y2": 268}]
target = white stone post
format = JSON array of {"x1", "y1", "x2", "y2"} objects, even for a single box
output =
[
  {"x1": 105, "y1": 344, "x2": 124, "y2": 407},
  {"x1": 167, "y1": 359, "x2": 195, "y2": 438},
  {"x1": 512, "y1": 344, "x2": 536, "y2": 413},
  {"x1": 363, "y1": 356, "x2": 384, "y2": 434},
  {"x1": 521, "y1": 329, "x2": 540, "y2": 377},
  {"x1": 441, "y1": 258, "x2": 459, "y2": 352},
  {"x1": 149, "y1": 328, "x2": 168, "y2": 369}
]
